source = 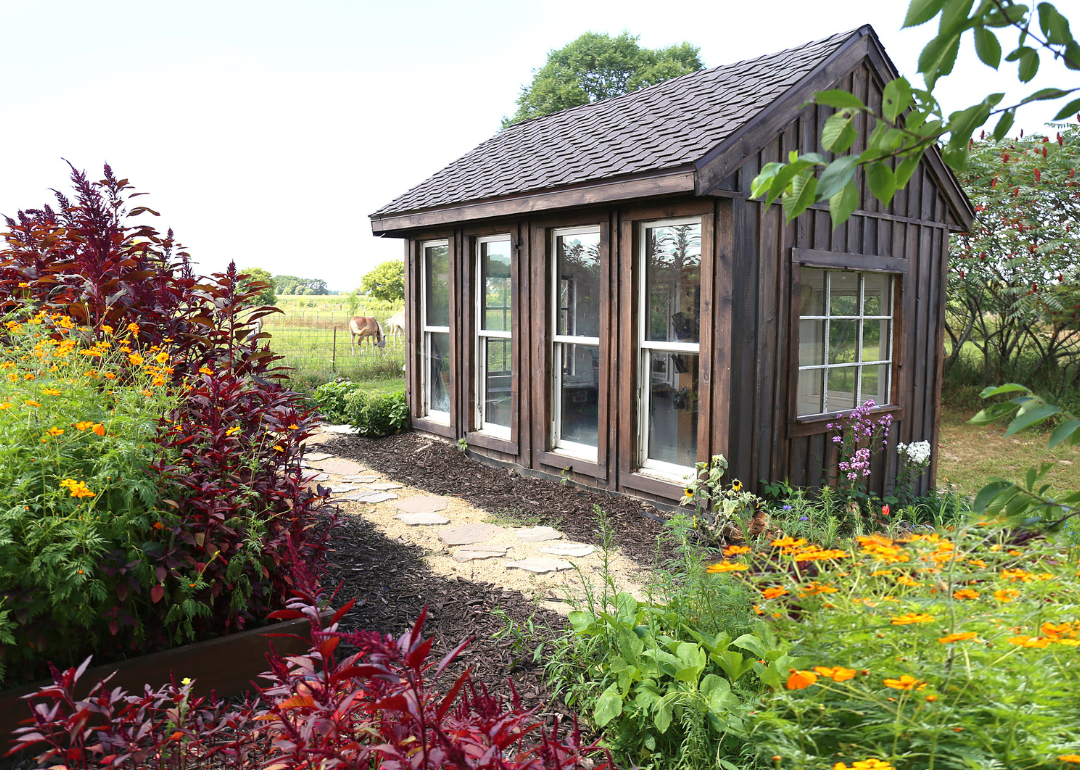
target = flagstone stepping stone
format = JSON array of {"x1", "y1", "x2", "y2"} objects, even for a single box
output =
[
  {"x1": 316, "y1": 459, "x2": 366, "y2": 475},
  {"x1": 355, "y1": 492, "x2": 399, "y2": 503},
  {"x1": 305, "y1": 452, "x2": 332, "y2": 461},
  {"x1": 440, "y1": 523, "x2": 505, "y2": 546},
  {"x1": 515, "y1": 526, "x2": 563, "y2": 543},
  {"x1": 454, "y1": 545, "x2": 510, "y2": 562},
  {"x1": 505, "y1": 558, "x2": 573, "y2": 574},
  {"x1": 328, "y1": 484, "x2": 360, "y2": 493},
  {"x1": 343, "y1": 474, "x2": 379, "y2": 483},
  {"x1": 320, "y1": 424, "x2": 359, "y2": 434},
  {"x1": 393, "y1": 496, "x2": 449, "y2": 514},
  {"x1": 368, "y1": 483, "x2": 403, "y2": 490},
  {"x1": 540, "y1": 543, "x2": 596, "y2": 557},
  {"x1": 395, "y1": 511, "x2": 451, "y2": 526}
]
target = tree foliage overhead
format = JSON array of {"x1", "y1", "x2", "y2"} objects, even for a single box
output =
[
  {"x1": 947, "y1": 122, "x2": 1080, "y2": 385},
  {"x1": 752, "y1": 0, "x2": 1080, "y2": 228},
  {"x1": 360, "y1": 260, "x2": 405, "y2": 303},
  {"x1": 502, "y1": 32, "x2": 703, "y2": 127},
  {"x1": 239, "y1": 266, "x2": 276, "y2": 306}
]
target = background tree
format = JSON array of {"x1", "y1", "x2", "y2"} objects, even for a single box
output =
[
  {"x1": 239, "y1": 266, "x2": 276, "y2": 306},
  {"x1": 947, "y1": 123, "x2": 1080, "y2": 396},
  {"x1": 502, "y1": 32, "x2": 703, "y2": 127},
  {"x1": 272, "y1": 275, "x2": 328, "y2": 296},
  {"x1": 360, "y1": 260, "x2": 405, "y2": 302}
]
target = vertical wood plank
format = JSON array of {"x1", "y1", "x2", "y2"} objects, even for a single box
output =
[
  {"x1": 730, "y1": 154, "x2": 760, "y2": 485},
  {"x1": 712, "y1": 198, "x2": 734, "y2": 467},
  {"x1": 617, "y1": 214, "x2": 636, "y2": 485},
  {"x1": 698, "y1": 203, "x2": 716, "y2": 463}
]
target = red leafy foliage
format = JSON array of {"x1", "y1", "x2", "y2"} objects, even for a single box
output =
[{"x1": 8, "y1": 563, "x2": 611, "y2": 770}]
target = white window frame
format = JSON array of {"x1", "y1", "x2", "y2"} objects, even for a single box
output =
[
  {"x1": 475, "y1": 234, "x2": 512, "y2": 438},
  {"x1": 420, "y1": 239, "x2": 450, "y2": 424},
  {"x1": 551, "y1": 225, "x2": 601, "y2": 462},
  {"x1": 797, "y1": 269, "x2": 895, "y2": 417},
  {"x1": 637, "y1": 216, "x2": 702, "y2": 481}
]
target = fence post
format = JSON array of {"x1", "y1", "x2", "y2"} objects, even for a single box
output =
[{"x1": 332, "y1": 327, "x2": 337, "y2": 373}]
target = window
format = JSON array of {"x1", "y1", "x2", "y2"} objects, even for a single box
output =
[
  {"x1": 551, "y1": 227, "x2": 601, "y2": 459},
  {"x1": 797, "y1": 269, "x2": 894, "y2": 416},
  {"x1": 476, "y1": 236, "x2": 512, "y2": 437},
  {"x1": 421, "y1": 240, "x2": 451, "y2": 422},
  {"x1": 638, "y1": 218, "x2": 701, "y2": 477}
]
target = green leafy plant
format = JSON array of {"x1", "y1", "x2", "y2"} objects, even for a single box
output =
[
  {"x1": 681, "y1": 455, "x2": 767, "y2": 547},
  {"x1": 342, "y1": 388, "x2": 409, "y2": 436}
]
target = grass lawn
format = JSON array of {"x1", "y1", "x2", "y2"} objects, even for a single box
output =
[{"x1": 937, "y1": 404, "x2": 1080, "y2": 497}]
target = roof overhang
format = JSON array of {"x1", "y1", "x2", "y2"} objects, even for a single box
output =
[{"x1": 370, "y1": 167, "x2": 696, "y2": 236}]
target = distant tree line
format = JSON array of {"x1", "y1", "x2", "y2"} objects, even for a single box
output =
[{"x1": 274, "y1": 275, "x2": 329, "y2": 295}]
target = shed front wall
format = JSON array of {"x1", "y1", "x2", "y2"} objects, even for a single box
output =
[{"x1": 397, "y1": 56, "x2": 958, "y2": 506}]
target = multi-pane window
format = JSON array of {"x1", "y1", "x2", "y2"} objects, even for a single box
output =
[
  {"x1": 421, "y1": 240, "x2": 451, "y2": 422},
  {"x1": 551, "y1": 227, "x2": 601, "y2": 459},
  {"x1": 638, "y1": 218, "x2": 701, "y2": 476},
  {"x1": 797, "y1": 269, "x2": 894, "y2": 416},
  {"x1": 476, "y1": 236, "x2": 512, "y2": 437}
]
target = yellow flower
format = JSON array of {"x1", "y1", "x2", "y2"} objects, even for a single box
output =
[
  {"x1": 226, "y1": 426, "x2": 242, "y2": 436},
  {"x1": 762, "y1": 586, "x2": 788, "y2": 599},
  {"x1": 813, "y1": 666, "x2": 857, "y2": 682},
  {"x1": 272, "y1": 445, "x2": 285, "y2": 452},
  {"x1": 23, "y1": 373, "x2": 35, "y2": 380},
  {"x1": 45, "y1": 427, "x2": 64, "y2": 437},
  {"x1": 1059, "y1": 756, "x2": 1080, "y2": 764},
  {"x1": 731, "y1": 479, "x2": 743, "y2": 492},
  {"x1": 127, "y1": 322, "x2": 139, "y2": 333},
  {"x1": 723, "y1": 545, "x2": 751, "y2": 556},
  {"x1": 128, "y1": 352, "x2": 144, "y2": 366},
  {"x1": 287, "y1": 423, "x2": 299, "y2": 430},
  {"x1": 706, "y1": 562, "x2": 748, "y2": 573},
  {"x1": 771, "y1": 537, "x2": 807, "y2": 548},
  {"x1": 58, "y1": 478, "x2": 95, "y2": 499},
  {"x1": 890, "y1": 613, "x2": 935, "y2": 625},
  {"x1": 953, "y1": 589, "x2": 979, "y2": 600},
  {"x1": 994, "y1": 589, "x2": 1020, "y2": 602},
  {"x1": 883, "y1": 674, "x2": 925, "y2": 691},
  {"x1": 75, "y1": 421, "x2": 94, "y2": 431},
  {"x1": 1007, "y1": 635, "x2": 1051, "y2": 649},
  {"x1": 0, "y1": 403, "x2": 11, "y2": 410},
  {"x1": 42, "y1": 388, "x2": 62, "y2": 396},
  {"x1": 938, "y1": 632, "x2": 977, "y2": 644},
  {"x1": 24, "y1": 400, "x2": 41, "y2": 407},
  {"x1": 155, "y1": 352, "x2": 169, "y2": 364},
  {"x1": 181, "y1": 677, "x2": 192, "y2": 686},
  {"x1": 834, "y1": 761, "x2": 894, "y2": 770}
]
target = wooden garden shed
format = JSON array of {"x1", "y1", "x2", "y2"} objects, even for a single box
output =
[{"x1": 369, "y1": 25, "x2": 974, "y2": 506}]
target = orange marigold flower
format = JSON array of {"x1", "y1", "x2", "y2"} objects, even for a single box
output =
[
  {"x1": 92, "y1": 423, "x2": 106, "y2": 436},
  {"x1": 58, "y1": 478, "x2": 95, "y2": 499},
  {"x1": 1058, "y1": 756, "x2": 1080, "y2": 764},
  {"x1": 890, "y1": 613, "x2": 935, "y2": 625},
  {"x1": 1001, "y1": 568, "x2": 1032, "y2": 582},
  {"x1": 771, "y1": 536, "x2": 807, "y2": 548},
  {"x1": 24, "y1": 400, "x2": 40, "y2": 407},
  {"x1": 762, "y1": 586, "x2": 788, "y2": 599},
  {"x1": 226, "y1": 426, "x2": 242, "y2": 436},
  {"x1": 0, "y1": 403, "x2": 11, "y2": 410},
  {"x1": 813, "y1": 666, "x2": 857, "y2": 682},
  {"x1": 42, "y1": 388, "x2": 61, "y2": 396},
  {"x1": 1007, "y1": 635, "x2": 1051, "y2": 649},
  {"x1": 834, "y1": 760, "x2": 894, "y2": 770},
  {"x1": 273, "y1": 444, "x2": 284, "y2": 452},
  {"x1": 45, "y1": 427, "x2": 64, "y2": 437},
  {"x1": 724, "y1": 545, "x2": 752, "y2": 556},
  {"x1": 199, "y1": 366, "x2": 213, "y2": 375},
  {"x1": 127, "y1": 322, "x2": 139, "y2": 333},
  {"x1": 287, "y1": 423, "x2": 299, "y2": 430},
  {"x1": 953, "y1": 589, "x2": 979, "y2": 600},
  {"x1": 938, "y1": 632, "x2": 977, "y2": 644},
  {"x1": 800, "y1": 582, "x2": 838, "y2": 596},
  {"x1": 706, "y1": 562, "x2": 749, "y2": 573},
  {"x1": 871, "y1": 570, "x2": 893, "y2": 577},
  {"x1": 994, "y1": 589, "x2": 1020, "y2": 602},
  {"x1": 75, "y1": 421, "x2": 93, "y2": 431},
  {"x1": 883, "y1": 674, "x2": 925, "y2": 691},
  {"x1": 895, "y1": 575, "x2": 921, "y2": 587},
  {"x1": 785, "y1": 669, "x2": 817, "y2": 690},
  {"x1": 152, "y1": 522, "x2": 164, "y2": 529}
]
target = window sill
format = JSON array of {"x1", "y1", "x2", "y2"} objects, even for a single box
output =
[
  {"x1": 536, "y1": 449, "x2": 605, "y2": 480},
  {"x1": 789, "y1": 404, "x2": 903, "y2": 437},
  {"x1": 465, "y1": 430, "x2": 517, "y2": 455}
]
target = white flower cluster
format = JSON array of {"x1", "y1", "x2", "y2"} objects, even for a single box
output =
[{"x1": 897, "y1": 440, "x2": 931, "y2": 467}]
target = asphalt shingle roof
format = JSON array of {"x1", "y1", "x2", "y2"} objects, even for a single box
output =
[{"x1": 372, "y1": 29, "x2": 858, "y2": 218}]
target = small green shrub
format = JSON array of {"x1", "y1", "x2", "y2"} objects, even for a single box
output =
[
  {"x1": 343, "y1": 388, "x2": 408, "y2": 437},
  {"x1": 312, "y1": 379, "x2": 360, "y2": 423}
]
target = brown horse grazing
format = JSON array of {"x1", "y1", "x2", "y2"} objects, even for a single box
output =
[{"x1": 349, "y1": 316, "x2": 385, "y2": 352}]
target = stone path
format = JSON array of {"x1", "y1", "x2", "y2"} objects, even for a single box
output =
[{"x1": 303, "y1": 426, "x2": 648, "y2": 612}]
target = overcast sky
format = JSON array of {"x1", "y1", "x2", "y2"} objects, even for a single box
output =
[{"x1": 0, "y1": 0, "x2": 1073, "y2": 291}]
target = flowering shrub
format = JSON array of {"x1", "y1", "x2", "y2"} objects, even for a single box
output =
[
  {"x1": 892, "y1": 440, "x2": 932, "y2": 505},
  {"x1": 704, "y1": 524, "x2": 1080, "y2": 768},
  {"x1": 681, "y1": 455, "x2": 770, "y2": 546},
  {"x1": 8, "y1": 572, "x2": 610, "y2": 770},
  {"x1": 826, "y1": 399, "x2": 893, "y2": 504},
  {"x1": 0, "y1": 166, "x2": 334, "y2": 686}
]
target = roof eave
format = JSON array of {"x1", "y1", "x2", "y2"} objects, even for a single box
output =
[{"x1": 370, "y1": 166, "x2": 697, "y2": 236}]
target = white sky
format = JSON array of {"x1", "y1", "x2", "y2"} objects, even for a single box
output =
[{"x1": 0, "y1": 0, "x2": 1073, "y2": 291}]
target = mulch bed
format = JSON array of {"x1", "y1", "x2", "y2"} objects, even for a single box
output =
[{"x1": 320, "y1": 430, "x2": 677, "y2": 726}]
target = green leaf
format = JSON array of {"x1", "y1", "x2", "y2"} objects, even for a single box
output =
[
  {"x1": 1018, "y1": 47, "x2": 1040, "y2": 82},
  {"x1": 904, "y1": 0, "x2": 949, "y2": 27},
  {"x1": 882, "y1": 78, "x2": 914, "y2": 122},
  {"x1": 750, "y1": 162, "x2": 784, "y2": 200},
  {"x1": 992, "y1": 109, "x2": 1016, "y2": 139},
  {"x1": 829, "y1": 180, "x2": 859, "y2": 228},
  {"x1": 1052, "y1": 97, "x2": 1080, "y2": 121},
  {"x1": 763, "y1": 159, "x2": 818, "y2": 207},
  {"x1": 654, "y1": 699, "x2": 674, "y2": 733},
  {"x1": 973, "y1": 480, "x2": 1013, "y2": 512},
  {"x1": 1022, "y1": 87, "x2": 1072, "y2": 103},
  {"x1": 814, "y1": 90, "x2": 867, "y2": 110},
  {"x1": 782, "y1": 172, "x2": 818, "y2": 222},
  {"x1": 822, "y1": 112, "x2": 856, "y2": 153},
  {"x1": 816, "y1": 156, "x2": 861, "y2": 200},
  {"x1": 593, "y1": 683, "x2": 623, "y2": 727},
  {"x1": 938, "y1": 0, "x2": 975, "y2": 37},
  {"x1": 981, "y1": 383, "x2": 1031, "y2": 398},
  {"x1": 866, "y1": 162, "x2": 897, "y2": 205},
  {"x1": 1038, "y1": 2, "x2": 1072, "y2": 44},
  {"x1": 974, "y1": 25, "x2": 1002, "y2": 68},
  {"x1": 1048, "y1": 418, "x2": 1080, "y2": 449},
  {"x1": 919, "y1": 33, "x2": 962, "y2": 81},
  {"x1": 1004, "y1": 404, "x2": 1060, "y2": 436},
  {"x1": 895, "y1": 152, "x2": 923, "y2": 189}
]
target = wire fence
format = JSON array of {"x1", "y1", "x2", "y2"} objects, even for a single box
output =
[{"x1": 262, "y1": 309, "x2": 406, "y2": 383}]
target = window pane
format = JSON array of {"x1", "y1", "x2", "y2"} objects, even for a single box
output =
[
  {"x1": 555, "y1": 231, "x2": 601, "y2": 338},
  {"x1": 797, "y1": 368, "x2": 824, "y2": 415},
  {"x1": 861, "y1": 363, "x2": 889, "y2": 404},
  {"x1": 863, "y1": 273, "x2": 890, "y2": 316},
  {"x1": 829, "y1": 271, "x2": 859, "y2": 316},
  {"x1": 427, "y1": 332, "x2": 451, "y2": 414},
  {"x1": 481, "y1": 240, "x2": 512, "y2": 332},
  {"x1": 424, "y1": 244, "x2": 450, "y2": 327},
  {"x1": 646, "y1": 352, "x2": 699, "y2": 467},
  {"x1": 645, "y1": 223, "x2": 701, "y2": 343},
  {"x1": 556, "y1": 343, "x2": 599, "y2": 447},
  {"x1": 483, "y1": 337, "x2": 512, "y2": 429},
  {"x1": 829, "y1": 320, "x2": 858, "y2": 364},
  {"x1": 800, "y1": 268, "x2": 826, "y2": 316},
  {"x1": 799, "y1": 320, "x2": 825, "y2": 366},
  {"x1": 862, "y1": 319, "x2": 890, "y2": 363},
  {"x1": 827, "y1": 367, "x2": 857, "y2": 412}
]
